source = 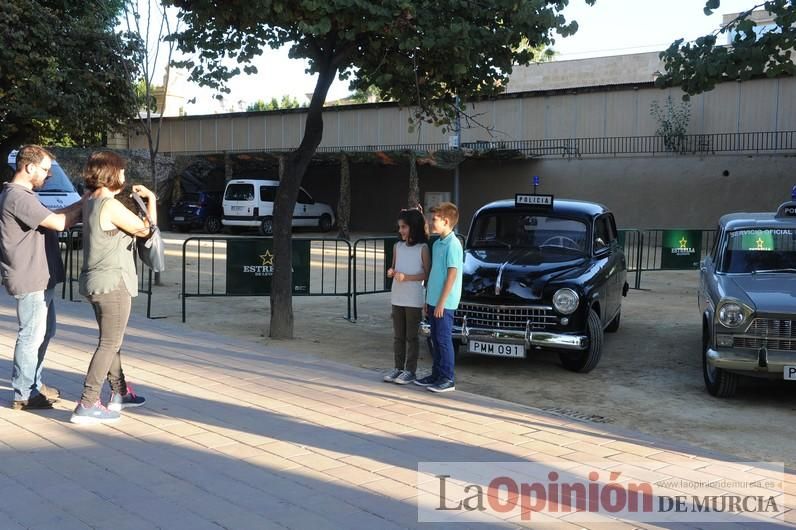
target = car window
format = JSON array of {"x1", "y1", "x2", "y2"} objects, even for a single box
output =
[
  {"x1": 593, "y1": 216, "x2": 611, "y2": 252},
  {"x1": 711, "y1": 225, "x2": 722, "y2": 262},
  {"x1": 607, "y1": 214, "x2": 618, "y2": 243},
  {"x1": 225, "y1": 183, "x2": 254, "y2": 201},
  {"x1": 719, "y1": 228, "x2": 796, "y2": 272},
  {"x1": 297, "y1": 189, "x2": 312, "y2": 204},
  {"x1": 469, "y1": 212, "x2": 588, "y2": 254},
  {"x1": 260, "y1": 186, "x2": 276, "y2": 202}
]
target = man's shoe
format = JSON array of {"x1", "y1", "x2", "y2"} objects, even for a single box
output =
[
  {"x1": 12, "y1": 393, "x2": 54, "y2": 410},
  {"x1": 394, "y1": 371, "x2": 416, "y2": 385},
  {"x1": 39, "y1": 384, "x2": 61, "y2": 402},
  {"x1": 70, "y1": 401, "x2": 120, "y2": 425},
  {"x1": 383, "y1": 368, "x2": 402, "y2": 383},
  {"x1": 108, "y1": 385, "x2": 146, "y2": 412},
  {"x1": 428, "y1": 378, "x2": 455, "y2": 393},
  {"x1": 413, "y1": 375, "x2": 438, "y2": 387}
]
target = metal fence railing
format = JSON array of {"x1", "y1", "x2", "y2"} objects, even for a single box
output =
[{"x1": 181, "y1": 236, "x2": 353, "y2": 322}]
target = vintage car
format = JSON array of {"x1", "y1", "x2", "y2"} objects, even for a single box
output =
[
  {"x1": 424, "y1": 195, "x2": 628, "y2": 373},
  {"x1": 698, "y1": 190, "x2": 796, "y2": 397}
]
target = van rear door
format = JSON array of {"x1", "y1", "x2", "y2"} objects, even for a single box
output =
[{"x1": 223, "y1": 182, "x2": 255, "y2": 218}]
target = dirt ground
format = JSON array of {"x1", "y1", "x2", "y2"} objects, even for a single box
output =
[{"x1": 115, "y1": 231, "x2": 796, "y2": 470}]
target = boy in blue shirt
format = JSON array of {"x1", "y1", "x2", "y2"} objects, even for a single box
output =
[{"x1": 415, "y1": 202, "x2": 463, "y2": 393}]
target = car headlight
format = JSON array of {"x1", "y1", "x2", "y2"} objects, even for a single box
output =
[
  {"x1": 553, "y1": 288, "x2": 579, "y2": 315},
  {"x1": 717, "y1": 301, "x2": 749, "y2": 328}
]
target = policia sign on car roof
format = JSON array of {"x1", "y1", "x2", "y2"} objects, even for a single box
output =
[{"x1": 515, "y1": 194, "x2": 554, "y2": 208}]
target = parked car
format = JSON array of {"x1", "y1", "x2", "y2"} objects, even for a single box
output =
[
  {"x1": 422, "y1": 194, "x2": 628, "y2": 373},
  {"x1": 169, "y1": 190, "x2": 223, "y2": 233},
  {"x1": 7, "y1": 150, "x2": 82, "y2": 211},
  {"x1": 221, "y1": 178, "x2": 335, "y2": 235},
  {"x1": 698, "y1": 189, "x2": 796, "y2": 397}
]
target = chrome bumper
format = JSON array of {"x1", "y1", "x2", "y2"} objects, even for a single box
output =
[
  {"x1": 419, "y1": 322, "x2": 587, "y2": 351},
  {"x1": 706, "y1": 347, "x2": 796, "y2": 374}
]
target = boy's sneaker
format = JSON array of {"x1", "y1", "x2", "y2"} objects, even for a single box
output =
[
  {"x1": 414, "y1": 375, "x2": 438, "y2": 387},
  {"x1": 428, "y1": 378, "x2": 455, "y2": 393},
  {"x1": 70, "y1": 401, "x2": 121, "y2": 425},
  {"x1": 394, "y1": 371, "x2": 416, "y2": 385},
  {"x1": 108, "y1": 385, "x2": 146, "y2": 411},
  {"x1": 383, "y1": 368, "x2": 402, "y2": 383},
  {"x1": 12, "y1": 393, "x2": 54, "y2": 410}
]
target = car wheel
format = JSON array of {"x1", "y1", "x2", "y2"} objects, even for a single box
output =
[
  {"x1": 559, "y1": 308, "x2": 603, "y2": 373},
  {"x1": 605, "y1": 310, "x2": 620, "y2": 333},
  {"x1": 204, "y1": 216, "x2": 222, "y2": 234},
  {"x1": 259, "y1": 216, "x2": 274, "y2": 236},
  {"x1": 702, "y1": 322, "x2": 738, "y2": 397},
  {"x1": 319, "y1": 214, "x2": 333, "y2": 232}
]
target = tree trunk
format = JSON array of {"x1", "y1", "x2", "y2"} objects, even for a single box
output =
[
  {"x1": 269, "y1": 58, "x2": 338, "y2": 339},
  {"x1": 337, "y1": 153, "x2": 351, "y2": 240},
  {"x1": 407, "y1": 151, "x2": 419, "y2": 208}
]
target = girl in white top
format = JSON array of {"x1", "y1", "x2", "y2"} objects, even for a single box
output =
[{"x1": 384, "y1": 208, "x2": 430, "y2": 384}]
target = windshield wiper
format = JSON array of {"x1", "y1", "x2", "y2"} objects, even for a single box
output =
[{"x1": 752, "y1": 268, "x2": 796, "y2": 274}]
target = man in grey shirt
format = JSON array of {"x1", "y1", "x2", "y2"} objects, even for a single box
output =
[{"x1": 0, "y1": 145, "x2": 83, "y2": 409}]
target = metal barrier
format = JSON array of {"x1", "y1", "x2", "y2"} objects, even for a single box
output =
[
  {"x1": 351, "y1": 234, "x2": 467, "y2": 321},
  {"x1": 181, "y1": 236, "x2": 353, "y2": 322},
  {"x1": 61, "y1": 227, "x2": 157, "y2": 318}
]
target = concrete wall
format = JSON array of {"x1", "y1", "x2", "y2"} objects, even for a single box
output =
[
  {"x1": 114, "y1": 76, "x2": 796, "y2": 153},
  {"x1": 455, "y1": 155, "x2": 794, "y2": 231}
]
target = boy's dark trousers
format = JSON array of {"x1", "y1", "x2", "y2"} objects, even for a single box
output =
[{"x1": 427, "y1": 305, "x2": 455, "y2": 382}]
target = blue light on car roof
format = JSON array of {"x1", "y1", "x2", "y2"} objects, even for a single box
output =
[
  {"x1": 533, "y1": 175, "x2": 540, "y2": 187},
  {"x1": 792, "y1": 185, "x2": 796, "y2": 200}
]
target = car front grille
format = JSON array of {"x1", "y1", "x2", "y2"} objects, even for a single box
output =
[
  {"x1": 733, "y1": 318, "x2": 796, "y2": 351},
  {"x1": 455, "y1": 303, "x2": 555, "y2": 331}
]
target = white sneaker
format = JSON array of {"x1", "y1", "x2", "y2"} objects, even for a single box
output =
[{"x1": 383, "y1": 368, "x2": 402, "y2": 382}]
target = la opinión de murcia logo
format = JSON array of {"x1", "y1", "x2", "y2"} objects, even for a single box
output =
[{"x1": 418, "y1": 462, "x2": 785, "y2": 524}]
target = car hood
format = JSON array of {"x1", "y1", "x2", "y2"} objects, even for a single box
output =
[
  {"x1": 463, "y1": 248, "x2": 589, "y2": 301},
  {"x1": 726, "y1": 274, "x2": 796, "y2": 315}
]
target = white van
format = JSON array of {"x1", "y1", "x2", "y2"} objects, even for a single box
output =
[
  {"x1": 7, "y1": 150, "x2": 82, "y2": 210},
  {"x1": 222, "y1": 179, "x2": 335, "y2": 235}
]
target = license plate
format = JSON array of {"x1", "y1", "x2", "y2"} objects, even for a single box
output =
[
  {"x1": 174, "y1": 216, "x2": 184, "y2": 221},
  {"x1": 468, "y1": 340, "x2": 525, "y2": 358},
  {"x1": 231, "y1": 205, "x2": 245, "y2": 211},
  {"x1": 785, "y1": 366, "x2": 796, "y2": 380}
]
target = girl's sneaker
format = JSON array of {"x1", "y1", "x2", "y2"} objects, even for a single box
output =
[
  {"x1": 383, "y1": 368, "x2": 402, "y2": 382},
  {"x1": 70, "y1": 401, "x2": 120, "y2": 424},
  {"x1": 108, "y1": 385, "x2": 146, "y2": 411},
  {"x1": 394, "y1": 371, "x2": 416, "y2": 385}
]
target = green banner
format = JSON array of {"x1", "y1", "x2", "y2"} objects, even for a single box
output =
[
  {"x1": 661, "y1": 230, "x2": 702, "y2": 269},
  {"x1": 226, "y1": 239, "x2": 311, "y2": 295}
]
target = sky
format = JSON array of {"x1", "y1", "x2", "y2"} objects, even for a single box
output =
[{"x1": 172, "y1": 0, "x2": 758, "y2": 115}]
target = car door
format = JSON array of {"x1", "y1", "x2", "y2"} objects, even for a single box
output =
[
  {"x1": 607, "y1": 213, "x2": 626, "y2": 313},
  {"x1": 295, "y1": 188, "x2": 314, "y2": 227},
  {"x1": 592, "y1": 214, "x2": 619, "y2": 323}
]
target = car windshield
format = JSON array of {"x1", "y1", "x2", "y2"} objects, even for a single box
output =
[
  {"x1": 468, "y1": 212, "x2": 588, "y2": 254},
  {"x1": 720, "y1": 228, "x2": 796, "y2": 273},
  {"x1": 38, "y1": 164, "x2": 76, "y2": 193},
  {"x1": 225, "y1": 184, "x2": 254, "y2": 201}
]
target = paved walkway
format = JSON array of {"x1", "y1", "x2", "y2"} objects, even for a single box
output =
[{"x1": 0, "y1": 294, "x2": 792, "y2": 529}]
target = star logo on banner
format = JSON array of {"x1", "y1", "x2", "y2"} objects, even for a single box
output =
[
  {"x1": 260, "y1": 250, "x2": 274, "y2": 266},
  {"x1": 755, "y1": 237, "x2": 765, "y2": 250},
  {"x1": 679, "y1": 237, "x2": 688, "y2": 249}
]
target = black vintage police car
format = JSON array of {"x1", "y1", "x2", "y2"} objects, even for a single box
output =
[
  {"x1": 433, "y1": 194, "x2": 628, "y2": 372},
  {"x1": 698, "y1": 189, "x2": 796, "y2": 397}
]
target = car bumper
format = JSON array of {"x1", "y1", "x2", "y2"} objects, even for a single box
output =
[
  {"x1": 222, "y1": 217, "x2": 259, "y2": 227},
  {"x1": 419, "y1": 322, "x2": 587, "y2": 351},
  {"x1": 706, "y1": 347, "x2": 796, "y2": 375}
]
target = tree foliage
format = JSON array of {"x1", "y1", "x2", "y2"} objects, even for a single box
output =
[
  {"x1": 657, "y1": 0, "x2": 795, "y2": 97},
  {"x1": 247, "y1": 95, "x2": 304, "y2": 111},
  {"x1": 166, "y1": 0, "x2": 594, "y2": 338},
  {"x1": 0, "y1": 0, "x2": 140, "y2": 157}
]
